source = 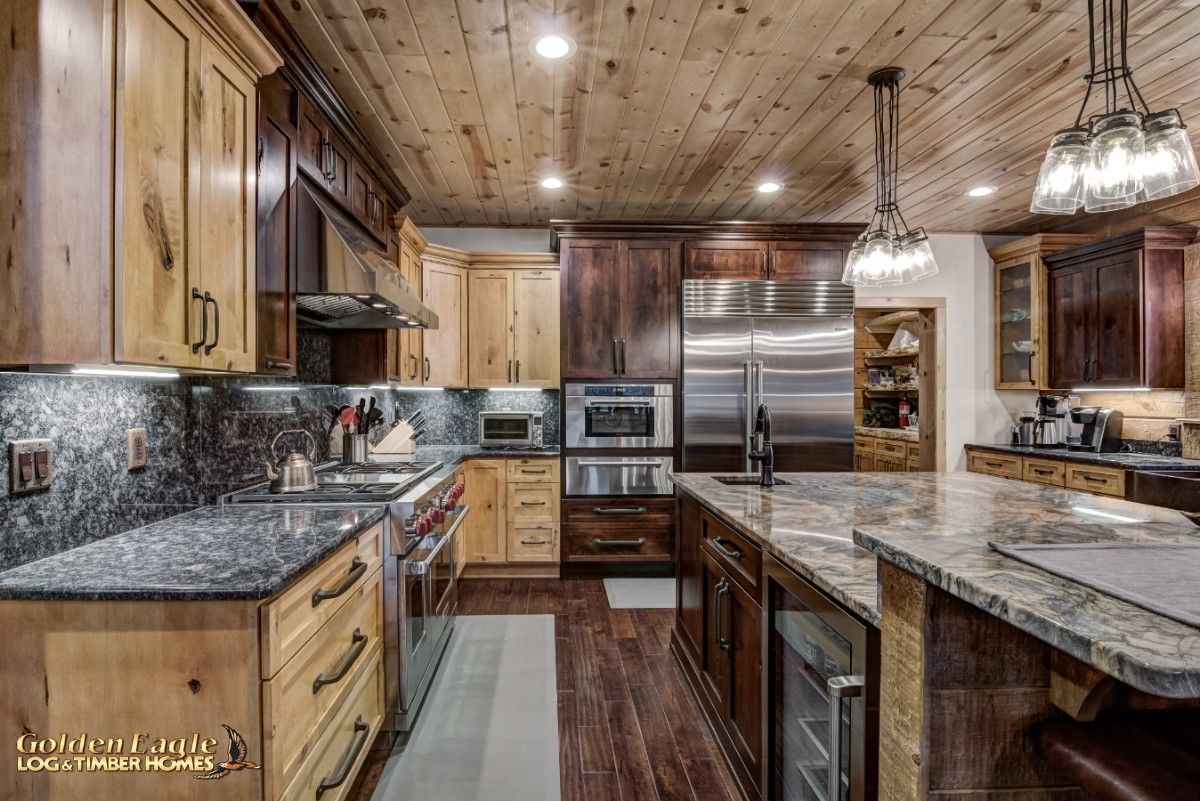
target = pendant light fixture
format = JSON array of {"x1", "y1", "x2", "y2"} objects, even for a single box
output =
[
  {"x1": 842, "y1": 67, "x2": 938, "y2": 288},
  {"x1": 1031, "y1": 0, "x2": 1200, "y2": 214}
]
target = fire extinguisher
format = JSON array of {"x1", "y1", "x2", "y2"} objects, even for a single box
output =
[{"x1": 898, "y1": 396, "x2": 911, "y2": 428}]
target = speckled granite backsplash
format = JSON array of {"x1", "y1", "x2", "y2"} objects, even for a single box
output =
[{"x1": 0, "y1": 343, "x2": 558, "y2": 570}]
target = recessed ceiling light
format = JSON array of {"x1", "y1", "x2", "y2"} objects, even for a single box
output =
[
  {"x1": 532, "y1": 34, "x2": 574, "y2": 60},
  {"x1": 540, "y1": 177, "x2": 564, "y2": 189},
  {"x1": 757, "y1": 181, "x2": 783, "y2": 194},
  {"x1": 967, "y1": 185, "x2": 996, "y2": 197}
]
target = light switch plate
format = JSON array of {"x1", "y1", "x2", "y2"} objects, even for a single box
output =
[
  {"x1": 127, "y1": 428, "x2": 148, "y2": 471},
  {"x1": 9, "y1": 439, "x2": 53, "y2": 495}
]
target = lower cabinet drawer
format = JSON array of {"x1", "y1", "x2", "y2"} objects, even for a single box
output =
[
  {"x1": 564, "y1": 523, "x2": 674, "y2": 561},
  {"x1": 967, "y1": 451, "x2": 1023, "y2": 480},
  {"x1": 261, "y1": 521, "x2": 384, "y2": 678},
  {"x1": 1065, "y1": 464, "x2": 1126, "y2": 497},
  {"x1": 1023, "y1": 458, "x2": 1066, "y2": 487},
  {"x1": 508, "y1": 522, "x2": 559, "y2": 562},
  {"x1": 701, "y1": 512, "x2": 761, "y2": 592},
  {"x1": 279, "y1": 650, "x2": 384, "y2": 801},
  {"x1": 506, "y1": 458, "x2": 559, "y2": 483},
  {"x1": 263, "y1": 568, "x2": 383, "y2": 798},
  {"x1": 562, "y1": 498, "x2": 676, "y2": 524},
  {"x1": 508, "y1": 483, "x2": 558, "y2": 523},
  {"x1": 874, "y1": 439, "x2": 907, "y2": 457},
  {"x1": 906, "y1": 442, "x2": 921, "y2": 461}
]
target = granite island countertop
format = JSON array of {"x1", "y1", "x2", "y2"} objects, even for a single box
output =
[
  {"x1": 0, "y1": 504, "x2": 386, "y2": 601},
  {"x1": 966, "y1": 442, "x2": 1200, "y2": 471},
  {"x1": 671, "y1": 471, "x2": 1198, "y2": 637}
]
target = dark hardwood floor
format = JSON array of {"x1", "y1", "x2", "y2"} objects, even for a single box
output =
[{"x1": 348, "y1": 578, "x2": 740, "y2": 801}]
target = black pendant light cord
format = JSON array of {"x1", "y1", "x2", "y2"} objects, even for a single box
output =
[
  {"x1": 867, "y1": 72, "x2": 911, "y2": 238},
  {"x1": 1072, "y1": 0, "x2": 1151, "y2": 128}
]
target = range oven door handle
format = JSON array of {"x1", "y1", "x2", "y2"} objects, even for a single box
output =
[
  {"x1": 408, "y1": 506, "x2": 471, "y2": 574},
  {"x1": 584, "y1": 399, "x2": 654, "y2": 407},
  {"x1": 577, "y1": 460, "x2": 667, "y2": 468},
  {"x1": 827, "y1": 674, "x2": 866, "y2": 801}
]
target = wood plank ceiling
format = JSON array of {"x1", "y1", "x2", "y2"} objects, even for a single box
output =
[{"x1": 277, "y1": 0, "x2": 1200, "y2": 233}]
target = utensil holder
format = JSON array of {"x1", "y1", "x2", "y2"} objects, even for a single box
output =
[{"x1": 342, "y1": 434, "x2": 368, "y2": 465}]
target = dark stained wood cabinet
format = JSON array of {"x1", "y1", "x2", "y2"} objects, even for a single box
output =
[
  {"x1": 674, "y1": 492, "x2": 763, "y2": 800},
  {"x1": 560, "y1": 238, "x2": 680, "y2": 379},
  {"x1": 296, "y1": 93, "x2": 351, "y2": 208},
  {"x1": 255, "y1": 72, "x2": 298, "y2": 375},
  {"x1": 1045, "y1": 227, "x2": 1195, "y2": 390},
  {"x1": 684, "y1": 239, "x2": 769, "y2": 279},
  {"x1": 770, "y1": 240, "x2": 847, "y2": 280}
]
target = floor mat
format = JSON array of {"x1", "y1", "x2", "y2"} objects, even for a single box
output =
[
  {"x1": 371, "y1": 614, "x2": 559, "y2": 801},
  {"x1": 603, "y1": 577, "x2": 677, "y2": 609}
]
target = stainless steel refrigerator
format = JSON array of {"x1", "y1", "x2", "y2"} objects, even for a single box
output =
[{"x1": 682, "y1": 280, "x2": 855, "y2": 473}]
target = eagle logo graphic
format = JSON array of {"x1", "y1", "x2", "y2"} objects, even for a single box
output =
[{"x1": 194, "y1": 724, "x2": 262, "y2": 780}]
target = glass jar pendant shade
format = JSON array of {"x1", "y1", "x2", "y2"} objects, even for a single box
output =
[
  {"x1": 1030, "y1": 0, "x2": 1200, "y2": 215},
  {"x1": 842, "y1": 67, "x2": 938, "y2": 288}
]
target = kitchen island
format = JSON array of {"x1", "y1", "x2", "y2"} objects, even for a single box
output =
[{"x1": 672, "y1": 471, "x2": 1200, "y2": 801}]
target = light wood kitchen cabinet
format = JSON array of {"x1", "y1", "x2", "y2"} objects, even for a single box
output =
[
  {"x1": 422, "y1": 250, "x2": 469, "y2": 388},
  {"x1": 113, "y1": 0, "x2": 277, "y2": 372},
  {"x1": 392, "y1": 219, "x2": 427, "y2": 386},
  {"x1": 461, "y1": 459, "x2": 508, "y2": 564},
  {"x1": 854, "y1": 433, "x2": 921, "y2": 472},
  {"x1": 467, "y1": 268, "x2": 560, "y2": 388},
  {"x1": 966, "y1": 447, "x2": 1128, "y2": 498},
  {"x1": 460, "y1": 458, "x2": 561, "y2": 570},
  {"x1": 0, "y1": 520, "x2": 384, "y2": 801},
  {"x1": 988, "y1": 235, "x2": 1091, "y2": 390}
]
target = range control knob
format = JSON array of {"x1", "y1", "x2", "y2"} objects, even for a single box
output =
[
  {"x1": 431, "y1": 508, "x2": 446, "y2": 524},
  {"x1": 416, "y1": 516, "x2": 432, "y2": 535}
]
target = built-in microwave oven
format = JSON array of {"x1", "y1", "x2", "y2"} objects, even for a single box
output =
[
  {"x1": 478, "y1": 411, "x2": 544, "y2": 448},
  {"x1": 564, "y1": 383, "x2": 673, "y2": 449}
]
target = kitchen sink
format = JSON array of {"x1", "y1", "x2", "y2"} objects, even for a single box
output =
[{"x1": 713, "y1": 475, "x2": 791, "y2": 486}]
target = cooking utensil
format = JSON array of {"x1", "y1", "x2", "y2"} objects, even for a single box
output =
[
  {"x1": 339, "y1": 406, "x2": 358, "y2": 433},
  {"x1": 266, "y1": 429, "x2": 318, "y2": 493},
  {"x1": 366, "y1": 407, "x2": 384, "y2": 433}
]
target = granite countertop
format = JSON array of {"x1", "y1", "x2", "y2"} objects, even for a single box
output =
[
  {"x1": 671, "y1": 471, "x2": 1197, "y2": 638},
  {"x1": 413, "y1": 445, "x2": 560, "y2": 463},
  {"x1": 855, "y1": 500, "x2": 1200, "y2": 699},
  {"x1": 856, "y1": 426, "x2": 919, "y2": 443},
  {"x1": 966, "y1": 442, "x2": 1200, "y2": 471},
  {"x1": 0, "y1": 505, "x2": 386, "y2": 601}
]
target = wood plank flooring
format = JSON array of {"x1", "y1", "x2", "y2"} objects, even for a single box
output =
[{"x1": 348, "y1": 578, "x2": 740, "y2": 801}]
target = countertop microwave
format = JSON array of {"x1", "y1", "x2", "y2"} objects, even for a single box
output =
[{"x1": 479, "y1": 411, "x2": 544, "y2": 448}]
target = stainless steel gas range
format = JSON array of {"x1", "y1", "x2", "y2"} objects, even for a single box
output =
[{"x1": 222, "y1": 460, "x2": 468, "y2": 736}]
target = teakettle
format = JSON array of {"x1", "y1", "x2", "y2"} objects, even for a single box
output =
[{"x1": 266, "y1": 429, "x2": 318, "y2": 493}]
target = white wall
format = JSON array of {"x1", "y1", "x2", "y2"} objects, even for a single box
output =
[
  {"x1": 421, "y1": 226, "x2": 551, "y2": 252},
  {"x1": 858, "y1": 233, "x2": 1029, "y2": 470}
]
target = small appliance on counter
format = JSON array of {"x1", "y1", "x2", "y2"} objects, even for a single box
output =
[
  {"x1": 1069, "y1": 407, "x2": 1124, "y2": 452},
  {"x1": 1033, "y1": 395, "x2": 1067, "y2": 449},
  {"x1": 1011, "y1": 411, "x2": 1036, "y2": 446},
  {"x1": 479, "y1": 411, "x2": 544, "y2": 448}
]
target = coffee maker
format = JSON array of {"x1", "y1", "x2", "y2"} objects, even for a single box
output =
[
  {"x1": 1033, "y1": 395, "x2": 1066, "y2": 449},
  {"x1": 1069, "y1": 407, "x2": 1124, "y2": 452}
]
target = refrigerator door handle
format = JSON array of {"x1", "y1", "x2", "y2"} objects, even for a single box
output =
[
  {"x1": 827, "y1": 674, "x2": 866, "y2": 801},
  {"x1": 754, "y1": 360, "x2": 764, "y2": 409},
  {"x1": 743, "y1": 360, "x2": 755, "y2": 472}
]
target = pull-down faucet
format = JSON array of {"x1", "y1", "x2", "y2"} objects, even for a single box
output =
[{"x1": 747, "y1": 403, "x2": 775, "y2": 488}]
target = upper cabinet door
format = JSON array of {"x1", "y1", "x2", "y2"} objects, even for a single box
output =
[
  {"x1": 769, "y1": 241, "x2": 845, "y2": 280},
  {"x1": 620, "y1": 240, "x2": 679, "y2": 379},
  {"x1": 1091, "y1": 254, "x2": 1143, "y2": 387},
  {"x1": 196, "y1": 38, "x2": 256, "y2": 372},
  {"x1": 115, "y1": 0, "x2": 205, "y2": 368},
  {"x1": 562, "y1": 239, "x2": 622, "y2": 378},
  {"x1": 1047, "y1": 264, "x2": 1092, "y2": 389},
  {"x1": 398, "y1": 242, "x2": 423, "y2": 385},
  {"x1": 513, "y1": 269, "x2": 561, "y2": 388},
  {"x1": 468, "y1": 269, "x2": 516, "y2": 387},
  {"x1": 423, "y1": 259, "x2": 468, "y2": 388},
  {"x1": 255, "y1": 73, "x2": 298, "y2": 376},
  {"x1": 296, "y1": 94, "x2": 325, "y2": 183},
  {"x1": 683, "y1": 240, "x2": 769, "y2": 279}
]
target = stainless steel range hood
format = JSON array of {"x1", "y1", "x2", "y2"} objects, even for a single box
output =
[{"x1": 296, "y1": 183, "x2": 438, "y2": 330}]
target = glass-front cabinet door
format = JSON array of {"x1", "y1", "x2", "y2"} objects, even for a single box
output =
[
  {"x1": 764, "y1": 556, "x2": 877, "y2": 801},
  {"x1": 996, "y1": 259, "x2": 1037, "y2": 388}
]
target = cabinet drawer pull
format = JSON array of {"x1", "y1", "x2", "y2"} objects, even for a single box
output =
[
  {"x1": 520, "y1": 538, "x2": 549, "y2": 546},
  {"x1": 191, "y1": 288, "x2": 207, "y2": 354},
  {"x1": 984, "y1": 461, "x2": 1005, "y2": 469},
  {"x1": 520, "y1": 500, "x2": 548, "y2": 506},
  {"x1": 1082, "y1": 474, "x2": 1108, "y2": 484},
  {"x1": 311, "y1": 557, "x2": 367, "y2": 607},
  {"x1": 521, "y1": 468, "x2": 548, "y2": 475},
  {"x1": 711, "y1": 538, "x2": 744, "y2": 560},
  {"x1": 591, "y1": 506, "x2": 647, "y2": 516},
  {"x1": 312, "y1": 628, "x2": 368, "y2": 694},
  {"x1": 265, "y1": 358, "x2": 292, "y2": 370},
  {"x1": 1032, "y1": 468, "x2": 1055, "y2": 476},
  {"x1": 592, "y1": 538, "x2": 647, "y2": 548},
  {"x1": 315, "y1": 715, "x2": 369, "y2": 800}
]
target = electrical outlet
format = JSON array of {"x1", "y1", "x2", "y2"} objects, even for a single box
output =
[
  {"x1": 9, "y1": 439, "x2": 53, "y2": 494},
  {"x1": 127, "y1": 428, "x2": 148, "y2": 471},
  {"x1": 1169, "y1": 422, "x2": 1181, "y2": 442}
]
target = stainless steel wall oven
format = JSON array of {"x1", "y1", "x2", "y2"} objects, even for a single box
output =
[{"x1": 564, "y1": 382, "x2": 673, "y2": 449}]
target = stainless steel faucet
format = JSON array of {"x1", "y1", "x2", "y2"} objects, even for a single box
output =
[{"x1": 747, "y1": 404, "x2": 775, "y2": 487}]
